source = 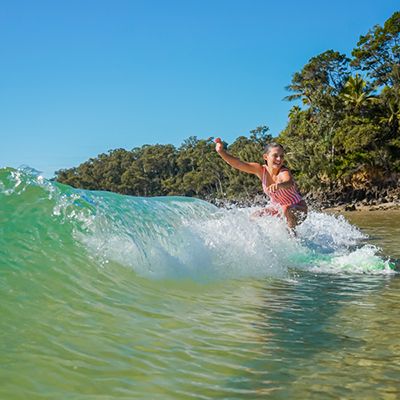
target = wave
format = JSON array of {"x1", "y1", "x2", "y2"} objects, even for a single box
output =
[{"x1": 0, "y1": 167, "x2": 396, "y2": 281}]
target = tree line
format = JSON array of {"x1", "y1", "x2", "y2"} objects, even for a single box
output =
[
  {"x1": 55, "y1": 126, "x2": 270, "y2": 199},
  {"x1": 56, "y1": 12, "x2": 400, "y2": 199}
]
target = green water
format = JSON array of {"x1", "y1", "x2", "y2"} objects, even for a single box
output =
[
  {"x1": 1, "y1": 169, "x2": 399, "y2": 399},
  {"x1": 343, "y1": 210, "x2": 400, "y2": 259}
]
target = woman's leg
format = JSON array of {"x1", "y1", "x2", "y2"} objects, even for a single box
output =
[{"x1": 282, "y1": 201, "x2": 307, "y2": 229}]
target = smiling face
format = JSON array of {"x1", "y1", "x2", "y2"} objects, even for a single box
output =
[{"x1": 263, "y1": 146, "x2": 284, "y2": 170}]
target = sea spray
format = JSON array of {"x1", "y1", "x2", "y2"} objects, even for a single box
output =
[{"x1": 0, "y1": 167, "x2": 396, "y2": 280}]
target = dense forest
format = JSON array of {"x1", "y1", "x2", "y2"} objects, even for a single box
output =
[{"x1": 56, "y1": 12, "x2": 400, "y2": 201}]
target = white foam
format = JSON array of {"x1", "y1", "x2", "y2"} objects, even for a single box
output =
[
  {"x1": 71, "y1": 199, "x2": 396, "y2": 279},
  {"x1": 296, "y1": 211, "x2": 366, "y2": 253},
  {"x1": 310, "y1": 245, "x2": 395, "y2": 275}
]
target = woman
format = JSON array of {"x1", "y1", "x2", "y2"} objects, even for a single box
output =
[{"x1": 214, "y1": 138, "x2": 307, "y2": 229}]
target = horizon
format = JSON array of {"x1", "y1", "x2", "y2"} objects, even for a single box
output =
[{"x1": 1, "y1": 0, "x2": 399, "y2": 177}]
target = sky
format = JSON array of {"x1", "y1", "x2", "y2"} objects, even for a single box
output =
[{"x1": 0, "y1": 0, "x2": 398, "y2": 177}]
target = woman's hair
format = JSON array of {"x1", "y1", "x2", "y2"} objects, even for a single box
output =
[
  {"x1": 263, "y1": 142, "x2": 285, "y2": 166},
  {"x1": 263, "y1": 142, "x2": 284, "y2": 154}
]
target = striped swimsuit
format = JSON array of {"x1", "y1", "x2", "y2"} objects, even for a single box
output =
[{"x1": 262, "y1": 166, "x2": 303, "y2": 207}]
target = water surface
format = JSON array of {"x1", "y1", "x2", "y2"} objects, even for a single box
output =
[
  {"x1": 343, "y1": 209, "x2": 400, "y2": 258},
  {"x1": 1, "y1": 168, "x2": 399, "y2": 399}
]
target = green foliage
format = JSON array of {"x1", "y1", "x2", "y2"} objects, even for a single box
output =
[
  {"x1": 339, "y1": 74, "x2": 377, "y2": 114},
  {"x1": 55, "y1": 125, "x2": 275, "y2": 199},
  {"x1": 285, "y1": 50, "x2": 350, "y2": 110},
  {"x1": 351, "y1": 12, "x2": 400, "y2": 88},
  {"x1": 280, "y1": 11, "x2": 400, "y2": 189},
  {"x1": 55, "y1": 133, "x2": 265, "y2": 199}
]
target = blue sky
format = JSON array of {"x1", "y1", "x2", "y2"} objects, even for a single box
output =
[{"x1": 0, "y1": 0, "x2": 398, "y2": 177}]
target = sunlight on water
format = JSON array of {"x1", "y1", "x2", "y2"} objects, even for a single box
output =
[{"x1": 1, "y1": 167, "x2": 399, "y2": 399}]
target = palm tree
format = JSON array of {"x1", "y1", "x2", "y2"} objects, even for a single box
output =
[{"x1": 339, "y1": 74, "x2": 376, "y2": 112}]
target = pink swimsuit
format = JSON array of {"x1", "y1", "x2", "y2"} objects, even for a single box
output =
[{"x1": 262, "y1": 166, "x2": 303, "y2": 207}]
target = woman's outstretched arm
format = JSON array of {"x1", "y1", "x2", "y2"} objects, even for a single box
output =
[{"x1": 215, "y1": 138, "x2": 263, "y2": 178}]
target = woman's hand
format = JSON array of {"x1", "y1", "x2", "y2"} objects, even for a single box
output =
[
  {"x1": 214, "y1": 137, "x2": 224, "y2": 153},
  {"x1": 266, "y1": 183, "x2": 280, "y2": 192}
]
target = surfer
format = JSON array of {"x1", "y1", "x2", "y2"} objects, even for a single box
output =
[{"x1": 214, "y1": 138, "x2": 307, "y2": 229}]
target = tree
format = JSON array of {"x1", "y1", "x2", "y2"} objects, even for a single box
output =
[
  {"x1": 285, "y1": 50, "x2": 350, "y2": 110},
  {"x1": 351, "y1": 11, "x2": 400, "y2": 88},
  {"x1": 339, "y1": 74, "x2": 376, "y2": 114}
]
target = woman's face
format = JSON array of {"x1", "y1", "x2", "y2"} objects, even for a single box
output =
[{"x1": 263, "y1": 146, "x2": 284, "y2": 169}]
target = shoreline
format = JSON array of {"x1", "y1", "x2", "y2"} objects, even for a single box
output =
[
  {"x1": 210, "y1": 194, "x2": 400, "y2": 213},
  {"x1": 304, "y1": 185, "x2": 400, "y2": 213},
  {"x1": 322, "y1": 201, "x2": 400, "y2": 213}
]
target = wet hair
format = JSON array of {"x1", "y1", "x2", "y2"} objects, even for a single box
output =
[
  {"x1": 263, "y1": 142, "x2": 285, "y2": 166},
  {"x1": 263, "y1": 142, "x2": 284, "y2": 154}
]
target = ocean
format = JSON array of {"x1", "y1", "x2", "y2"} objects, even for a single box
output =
[{"x1": 1, "y1": 167, "x2": 399, "y2": 399}]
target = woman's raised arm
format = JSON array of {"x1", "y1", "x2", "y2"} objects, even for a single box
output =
[{"x1": 215, "y1": 138, "x2": 263, "y2": 178}]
